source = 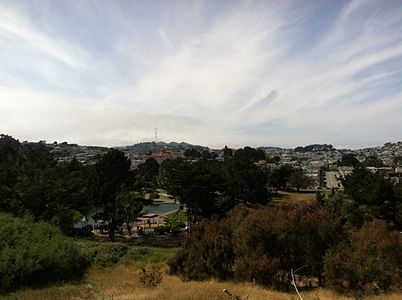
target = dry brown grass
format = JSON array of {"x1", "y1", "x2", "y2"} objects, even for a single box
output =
[
  {"x1": 2, "y1": 264, "x2": 401, "y2": 300},
  {"x1": 273, "y1": 190, "x2": 317, "y2": 203}
]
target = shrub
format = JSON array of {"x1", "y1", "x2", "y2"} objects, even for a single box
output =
[
  {"x1": 139, "y1": 265, "x2": 163, "y2": 287},
  {"x1": 324, "y1": 219, "x2": 402, "y2": 296},
  {"x1": 77, "y1": 241, "x2": 129, "y2": 267},
  {"x1": 0, "y1": 213, "x2": 84, "y2": 292},
  {"x1": 169, "y1": 203, "x2": 344, "y2": 290},
  {"x1": 169, "y1": 218, "x2": 233, "y2": 280},
  {"x1": 169, "y1": 211, "x2": 187, "y2": 231},
  {"x1": 168, "y1": 205, "x2": 248, "y2": 280},
  {"x1": 233, "y1": 203, "x2": 344, "y2": 289}
]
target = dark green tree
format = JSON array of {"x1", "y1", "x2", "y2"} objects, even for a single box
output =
[
  {"x1": 288, "y1": 169, "x2": 314, "y2": 192},
  {"x1": 183, "y1": 148, "x2": 201, "y2": 159},
  {"x1": 342, "y1": 166, "x2": 399, "y2": 226},
  {"x1": 223, "y1": 146, "x2": 233, "y2": 161},
  {"x1": 136, "y1": 157, "x2": 160, "y2": 188},
  {"x1": 222, "y1": 157, "x2": 269, "y2": 206},
  {"x1": 362, "y1": 155, "x2": 383, "y2": 167},
  {"x1": 116, "y1": 190, "x2": 144, "y2": 236},
  {"x1": 0, "y1": 136, "x2": 89, "y2": 232},
  {"x1": 269, "y1": 165, "x2": 294, "y2": 190},
  {"x1": 233, "y1": 146, "x2": 265, "y2": 163},
  {"x1": 159, "y1": 158, "x2": 187, "y2": 201},
  {"x1": 339, "y1": 153, "x2": 359, "y2": 167},
  {"x1": 181, "y1": 160, "x2": 223, "y2": 221},
  {"x1": 91, "y1": 149, "x2": 131, "y2": 241}
]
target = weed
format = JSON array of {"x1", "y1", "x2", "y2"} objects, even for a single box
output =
[{"x1": 139, "y1": 265, "x2": 163, "y2": 288}]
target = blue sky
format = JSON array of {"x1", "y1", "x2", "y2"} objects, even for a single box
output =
[{"x1": 0, "y1": 0, "x2": 401, "y2": 148}]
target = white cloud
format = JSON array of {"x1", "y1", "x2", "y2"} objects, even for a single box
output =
[{"x1": 0, "y1": 0, "x2": 401, "y2": 148}]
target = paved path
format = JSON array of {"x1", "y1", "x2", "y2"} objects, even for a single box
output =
[{"x1": 325, "y1": 171, "x2": 341, "y2": 188}]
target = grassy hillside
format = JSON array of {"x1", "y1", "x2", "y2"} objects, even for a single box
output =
[{"x1": 2, "y1": 264, "x2": 401, "y2": 300}]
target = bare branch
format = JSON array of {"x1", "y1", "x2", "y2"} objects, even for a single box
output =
[{"x1": 291, "y1": 268, "x2": 304, "y2": 300}]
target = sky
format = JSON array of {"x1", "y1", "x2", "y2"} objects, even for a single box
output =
[{"x1": 0, "y1": 0, "x2": 401, "y2": 149}]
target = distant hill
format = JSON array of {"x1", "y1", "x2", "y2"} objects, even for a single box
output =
[
  {"x1": 294, "y1": 144, "x2": 335, "y2": 153},
  {"x1": 121, "y1": 141, "x2": 209, "y2": 153}
]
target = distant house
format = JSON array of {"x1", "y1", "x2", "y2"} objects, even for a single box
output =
[
  {"x1": 148, "y1": 149, "x2": 183, "y2": 163},
  {"x1": 73, "y1": 208, "x2": 106, "y2": 229}
]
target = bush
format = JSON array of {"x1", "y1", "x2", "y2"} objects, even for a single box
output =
[
  {"x1": 169, "y1": 218, "x2": 233, "y2": 280},
  {"x1": 169, "y1": 203, "x2": 344, "y2": 290},
  {"x1": 76, "y1": 241, "x2": 129, "y2": 267},
  {"x1": 168, "y1": 205, "x2": 248, "y2": 280},
  {"x1": 0, "y1": 213, "x2": 84, "y2": 292},
  {"x1": 139, "y1": 265, "x2": 163, "y2": 287},
  {"x1": 324, "y1": 220, "x2": 402, "y2": 296},
  {"x1": 233, "y1": 203, "x2": 344, "y2": 289},
  {"x1": 168, "y1": 211, "x2": 187, "y2": 231}
]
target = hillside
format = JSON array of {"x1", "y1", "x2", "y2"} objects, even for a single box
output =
[{"x1": 4, "y1": 264, "x2": 401, "y2": 300}]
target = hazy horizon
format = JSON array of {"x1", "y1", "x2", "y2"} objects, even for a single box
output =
[
  {"x1": 1, "y1": 0, "x2": 401, "y2": 149},
  {"x1": 6, "y1": 134, "x2": 400, "y2": 151}
]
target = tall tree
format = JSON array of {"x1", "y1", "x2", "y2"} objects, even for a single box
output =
[
  {"x1": 269, "y1": 165, "x2": 294, "y2": 190},
  {"x1": 222, "y1": 156, "x2": 269, "y2": 206},
  {"x1": 288, "y1": 169, "x2": 314, "y2": 192},
  {"x1": 183, "y1": 148, "x2": 201, "y2": 159},
  {"x1": 0, "y1": 135, "x2": 89, "y2": 233},
  {"x1": 233, "y1": 146, "x2": 265, "y2": 163},
  {"x1": 92, "y1": 149, "x2": 131, "y2": 241},
  {"x1": 342, "y1": 166, "x2": 400, "y2": 226},
  {"x1": 339, "y1": 153, "x2": 359, "y2": 167},
  {"x1": 223, "y1": 146, "x2": 233, "y2": 161},
  {"x1": 136, "y1": 157, "x2": 160, "y2": 188}
]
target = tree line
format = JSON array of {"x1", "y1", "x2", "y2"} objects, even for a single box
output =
[
  {"x1": 0, "y1": 135, "x2": 161, "y2": 240},
  {"x1": 0, "y1": 135, "x2": 315, "y2": 240},
  {"x1": 2, "y1": 134, "x2": 401, "y2": 295}
]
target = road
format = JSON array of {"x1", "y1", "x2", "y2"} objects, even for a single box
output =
[{"x1": 325, "y1": 171, "x2": 341, "y2": 188}]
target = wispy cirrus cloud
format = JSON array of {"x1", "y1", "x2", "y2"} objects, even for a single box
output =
[{"x1": 0, "y1": 0, "x2": 401, "y2": 148}]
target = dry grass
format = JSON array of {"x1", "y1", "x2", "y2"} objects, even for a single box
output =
[
  {"x1": 273, "y1": 190, "x2": 317, "y2": 203},
  {"x1": 2, "y1": 264, "x2": 401, "y2": 300}
]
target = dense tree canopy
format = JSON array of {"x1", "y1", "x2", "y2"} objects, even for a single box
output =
[
  {"x1": 233, "y1": 146, "x2": 265, "y2": 163},
  {"x1": 183, "y1": 148, "x2": 201, "y2": 159},
  {"x1": 159, "y1": 150, "x2": 270, "y2": 221},
  {"x1": 0, "y1": 135, "x2": 89, "y2": 233},
  {"x1": 342, "y1": 166, "x2": 401, "y2": 226},
  {"x1": 339, "y1": 153, "x2": 359, "y2": 167},
  {"x1": 269, "y1": 165, "x2": 294, "y2": 190},
  {"x1": 288, "y1": 168, "x2": 315, "y2": 191},
  {"x1": 90, "y1": 149, "x2": 131, "y2": 241}
]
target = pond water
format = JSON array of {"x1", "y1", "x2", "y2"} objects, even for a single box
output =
[
  {"x1": 73, "y1": 202, "x2": 180, "y2": 228},
  {"x1": 140, "y1": 202, "x2": 180, "y2": 215}
]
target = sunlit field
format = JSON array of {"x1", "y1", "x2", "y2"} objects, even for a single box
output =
[{"x1": 2, "y1": 264, "x2": 401, "y2": 300}]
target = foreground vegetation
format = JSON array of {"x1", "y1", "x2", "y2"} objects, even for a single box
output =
[
  {"x1": 1, "y1": 134, "x2": 402, "y2": 298},
  {"x1": 0, "y1": 213, "x2": 84, "y2": 292},
  {"x1": 169, "y1": 201, "x2": 402, "y2": 297},
  {"x1": 2, "y1": 263, "x2": 402, "y2": 300}
]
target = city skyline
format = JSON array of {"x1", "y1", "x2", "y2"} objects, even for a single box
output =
[{"x1": 1, "y1": 0, "x2": 401, "y2": 149}]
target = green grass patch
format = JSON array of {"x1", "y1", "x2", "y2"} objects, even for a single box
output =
[
  {"x1": 120, "y1": 247, "x2": 179, "y2": 266},
  {"x1": 73, "y1": 238, "x2": 178, "y2": 268}
]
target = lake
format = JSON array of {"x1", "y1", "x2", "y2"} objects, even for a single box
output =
[{"x1": 140, "y1": 202, "x2": 180, "y2": 215}]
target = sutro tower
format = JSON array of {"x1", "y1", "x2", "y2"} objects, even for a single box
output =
[{"x1": 154, "y1": 128, "x2": 158, "y2": 142}]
